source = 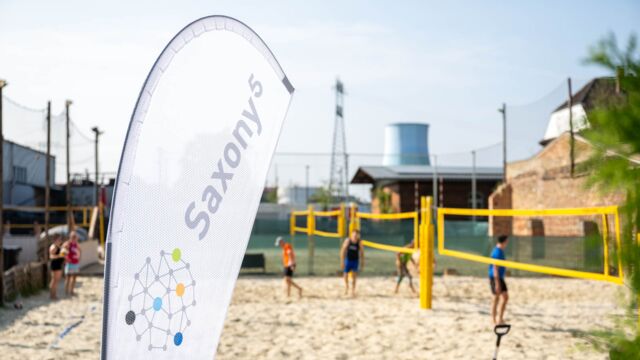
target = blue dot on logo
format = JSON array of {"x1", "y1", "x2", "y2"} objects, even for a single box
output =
[
  {"x1": 153, "y1": 297, "x2": 162, "y2": 311},
  {"x1": 174, "y1": 332, "x2": 183, "y2": 346}
]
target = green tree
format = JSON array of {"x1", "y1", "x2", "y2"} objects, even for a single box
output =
[
  {"x1": 582, "y1": 32, "x2": 640, "y2": 357},
  {"x1": 309, "y1": 185, "x2": 333, "y2": 211},
  {"x1": 374, "y1": 186, "x2": 394, "y2": 214}
]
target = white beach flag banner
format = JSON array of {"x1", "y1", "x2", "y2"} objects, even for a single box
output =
[{"x1": 101, "y1": 16, "x2": 293, "y2": 359}]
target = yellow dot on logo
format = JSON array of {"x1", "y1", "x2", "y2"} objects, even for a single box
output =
[
  {"x1": 176, "y1": 283, "x2": 185, "y2": 297},
  {"x1": 172, "y1": 248, "x2": 181, "y2": 262}
]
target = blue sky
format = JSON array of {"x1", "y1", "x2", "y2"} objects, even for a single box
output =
[{"x1": 0, "y1": 0, "x2": 638, "y2": 194}]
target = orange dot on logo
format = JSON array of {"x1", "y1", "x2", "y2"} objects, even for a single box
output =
[{"x1": 176, "y1": 283, "x2": 185, "y2": 297}]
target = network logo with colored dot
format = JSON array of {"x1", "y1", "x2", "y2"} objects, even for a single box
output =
[{"x1": 125, "y1": 248, "x2": 196, "y2": 351}]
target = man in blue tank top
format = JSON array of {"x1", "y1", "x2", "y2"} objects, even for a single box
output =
[
  {"x1": 340, "y1": 229, "x2": 364, "y2": 297},
  {"x1": 489, "y1": 235, "x2": 509, "y2": 325}
]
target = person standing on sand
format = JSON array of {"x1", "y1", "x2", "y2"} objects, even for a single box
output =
[
  {"x1": 340, "y1": 229, "x2": 364, "y2": 297},
  {"x1": 276, "y1": 236, "x2": 302, "y2": 298},
  {"x1": 49, "y1": 234, "x2": 65, "y2": 300},
  {"x1": 394, "y1": 241, "x2": 417, "y2": 295},
  {"x1": 63, "y1": 230, "x2": 82, "y2": 296},
  {"x1": 489, "y1": 235, "x2": 509, "y2": 325}
]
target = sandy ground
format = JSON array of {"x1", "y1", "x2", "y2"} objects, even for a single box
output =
[{"x1": 0, "y1": 276, "x2": 625, "y2": 359}]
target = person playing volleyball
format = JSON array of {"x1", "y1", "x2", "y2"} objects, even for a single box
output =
[
  {"x1": 276, "y1": 236, "x2": 302, "y2": 298},
  {"x1": 394, "y1": 241, "x2": 417, "y2": 295},
  {"x1": 489, "y1": 235, "x2": 509, "y2": 325},
  {"x1": 340, "y1": 229, "x2": 364, "y2": 297}
]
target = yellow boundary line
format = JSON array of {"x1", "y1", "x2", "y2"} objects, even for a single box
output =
[
  {"x1": 314, "y1": 230, "x2": 342, "y2": 238},
  {"x1": 440, "y1": 248, "x2": 623, "y2": 284},
  {"x1": 315, "y1": 210, "x2": 342, "y2": 217},
  {"x1": 357, "y1": 212, "x2": 418, "y2": 220},
  {"x1": 361, "y1": 239, "x2": 416, "y2": 254},
  {"x1": 440, "y1": 206, "x2": 617, "y2": 217}
]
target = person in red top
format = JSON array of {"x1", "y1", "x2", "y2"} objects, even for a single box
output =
[
  {"x1": 63, "y1": 230, "x2": 82, "y2": 296},
  {"x1": 275, "y1": 236, "x2": 302, "y2": 298}
]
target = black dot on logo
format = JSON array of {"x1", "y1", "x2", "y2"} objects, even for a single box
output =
[{"x1": 125, "y1": 311, "x2": 136, "y2": 325}]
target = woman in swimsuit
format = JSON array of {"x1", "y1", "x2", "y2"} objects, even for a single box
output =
[{"x1": 49, "y1": 235, "x2": 65, "y2": 300}]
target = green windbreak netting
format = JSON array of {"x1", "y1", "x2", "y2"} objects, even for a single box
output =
[
  {"x1": 315, "y1": 215, "x2": 340, "y2": 235},
  {"x1": 439, "y1": 214, "x2": 618, "y2": 278},
  {"x1": 245, "y1": 217, "x2": 417, "y2": 276}
]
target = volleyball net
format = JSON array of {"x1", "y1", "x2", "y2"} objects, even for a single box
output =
[
  {"x1": 355, "y1": 211, "x2": 419, "y2": 254},
  {"x1": 282, "y1": 198, "x2": 627, "y2": 309},
  {"x1": 437, "y1": 206, "x2": 623, "y2": 285},
  {"x1": 289, "y1": 205, "x2": 345, "y2": 238}
]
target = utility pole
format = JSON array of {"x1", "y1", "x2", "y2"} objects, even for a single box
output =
[
  {"x1": 0, "y1": 79, "x2": 7, "y2": 306},
  {"x1": 567, "y1": 78, "x2": 575, "y2": 177},
  {"x1": 65, "y1": 100, "x2": 73, "y2": 227},
  {"x1": 432, "y1": 154, "x2": 438, "y2": 208},
  {"x1": 471, "y1": 150, "x2": 477, "y2": 221},
  {"x1": 91, "y1": 127, "x2": 103, "y2": 206},
  {"x1": 305, "y1": 165, "x2": 309, "y2": 205},
  {"x1": 414, "y1": 181, "x2": 419, "y2": 211},
  {"x1": 45, "y1": 101, "x2": 51, "y2": 262},
  {"x1": 498, "y1": 103, "x2": 507, "y2": 183}
]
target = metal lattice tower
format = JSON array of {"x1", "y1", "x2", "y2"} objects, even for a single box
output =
[{"x1": 329, "y1": 79, "x2": 349, "y2": 202}]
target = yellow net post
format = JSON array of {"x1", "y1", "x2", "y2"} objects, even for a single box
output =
[
  {"x1": 420, "y1": 196, "x2": 433, "y2": 310},
  {"x1": 348, "y1": 202, "x2": 359, "y2": 233},
  {"x1": 602, "y1": 214, "x2": 610, "y2": 277},
  {"x1": 289, "y1": 211, "x2": 295, "y2": 236},
  {"x1": 307, "y1": 205, "x2": 315, "y2": 275},
  {"x1": 614, "y1": 208, "x2": 624, "y2": 279},
  {"x1": 338, "y1": 203, "x2": 346, "y2": 238}
]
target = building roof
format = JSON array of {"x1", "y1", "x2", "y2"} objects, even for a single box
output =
[
  {"x1": 351, "y1": 165, "x2": 503, "y2": 184},
  {"x1": 541, "y1": 77, "x2": 623, "y2": 146},
  {"x1": 3, "y1": 139, "x2": 55, "y2": 159},
  {"x1": 553, "y1": 77, "x2": 622, "y2": 113}
]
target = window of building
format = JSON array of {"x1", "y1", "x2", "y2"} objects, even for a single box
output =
[{"x1": 13, "y1": 166, "x2": 27, "y2": 184}]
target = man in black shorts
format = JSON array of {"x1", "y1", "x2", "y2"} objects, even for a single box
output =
[{"x1": 489, "y1": 235, "x2": 509, "y2": 325}]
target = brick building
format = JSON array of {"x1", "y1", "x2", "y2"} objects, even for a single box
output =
[
  {"x1": 351, "y1": 165, "x2": 503, "y2": 213},
  {"x1": 489, "y1": 77, "x2": 637, "y2": 238},
  {"x1": 489, "y1": 132, "x2": 633, "y2": 238}
]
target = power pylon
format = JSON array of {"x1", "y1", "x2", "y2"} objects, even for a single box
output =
[{"x1": 328, "y1": 78, "x2": 349, "y2": 203}]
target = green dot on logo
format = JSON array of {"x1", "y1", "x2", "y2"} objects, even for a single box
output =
[{"x1": 172, "y1": 248, "x2": 181, "y2": 262}]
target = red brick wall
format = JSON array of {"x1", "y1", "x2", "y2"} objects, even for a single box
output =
[{"x1": 489, "y1": 134, "x2": 625, "y2": 237}]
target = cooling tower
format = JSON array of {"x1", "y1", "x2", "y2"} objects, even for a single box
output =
[{"x1": 382, "y1": 123, "x2": 430, "y2": 166}]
